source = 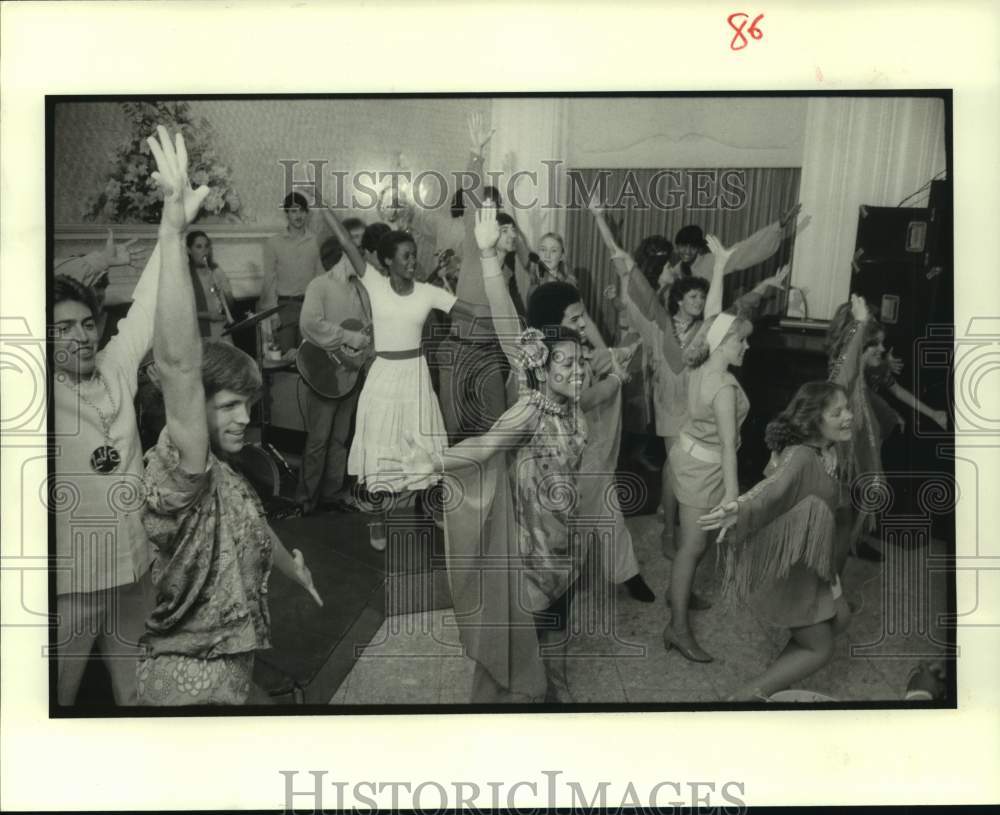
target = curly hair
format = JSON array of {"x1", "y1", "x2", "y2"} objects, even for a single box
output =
[
  {"x1": 683, "y1": 312, "x2": 752, "y2": 368},
  {"x1": 674, "y1": 224, "x2": 709, "y2": 252},
  {"x1": 632, "y1": 235, "x2": 674, "y2": 288},
  {"x1": 764, "y1": 381, "x2": 848, "y2": 452},
  {"x1": 526, "y1": 281, "x2": 580, "y2": 329},
  {"x1": 667, "y1": 275, "x2": 709, "y2": 316},
  {"x1": 825, "y1": 300, "x2": 884, "y2": 365},
  {"x1": 53, "y1": 274, "x2": 100, "y2": 321},
  {"x1": 361, "y1": 222, "x2": 392, "y2": 255},
  {"x1": 376, "y1": 230, "x2": 416, "y2": 269}
]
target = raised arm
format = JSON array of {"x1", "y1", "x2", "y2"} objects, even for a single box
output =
[
  {"x1": 723, "y1": 203, "x2": 801, "y2": 276},
  {"x1": 703, "y1": 235, "x2": 733, "y2": 320},
  {"x1": 455, "y1": 113, "x2": 496, "y2": 307},
  {"x1": 728, "y1": 263, "x2": 790, "y2": 321},
  {"x1": 320, "y1": 208, "x2": 367, "y2": 278},
  {"x1": 588, "y1": 195, "x2": 683, "y2": 372},
  {"x1": 474, "y1": 205, "x2": 524, "y2": 366},
  {"x1": 148, "y1": 126, "x2": 211, "y2": 474},
  {"x1": 829, "y1": 294, "x2": 871, "y2": 393}
]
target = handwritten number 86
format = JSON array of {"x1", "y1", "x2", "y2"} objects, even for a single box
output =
[{"x1": 728, "y1": 12, "x2": 764, "y2": 51}]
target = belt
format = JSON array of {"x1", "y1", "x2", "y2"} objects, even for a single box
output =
[
  {"x1": 377, "y1": 348, "x2": 423, "y2": 360},
  {"x1": 277, "y1": 295, "x2": 305, "y2": 303},
  {"x1": 677, "y1": 432, "x2": 721, "y2": 464}
]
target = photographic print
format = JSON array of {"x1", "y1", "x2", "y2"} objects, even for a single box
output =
[{"x1": 46, "y1": 92, "x2": 955, "y2": 712}]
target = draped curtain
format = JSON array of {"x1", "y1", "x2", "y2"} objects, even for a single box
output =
[
  {"x1": 791, "y1": 98, "x2": 946, "y2": 319},
  {"x1": 564, "y1": 168, "x2": 801, "y2": 341}
]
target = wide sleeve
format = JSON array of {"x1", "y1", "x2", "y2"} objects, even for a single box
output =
[
  {"x1": 99, "y1": 243, "x2": 162, "y2": 396},
  {"x1": 829, "y1": 319, "x2": 866, "y2": 393},
  {"x1": 299, "y1": 278, "x2": 347, "y2": 351},
  {"x1": 617, "y1": 254, "x2": 684, "y2": 374},
  {"x1": 721, "y1": 446, "x2": 838, "y2": 600},
  {"x1": 455, "y1": 151, "x2": 489, "y2": 308},
  {"x1": 828, "y1": 318, "x2": 882, "y2": 491},
  {"x1": 726, "y1": 220, "x2": 783, "y2": 273}
]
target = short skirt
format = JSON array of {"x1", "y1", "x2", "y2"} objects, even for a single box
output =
[
  {"x1": 668, "y1": 442, "x2": 725, "y2": 510},
  {"x1": 751, "y1": 570, "x2": 848, "y2": 630}
]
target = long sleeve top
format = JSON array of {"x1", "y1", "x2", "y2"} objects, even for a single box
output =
[
  {"x1": 259, "y1": 228, "x2": 326, "y2": 310},
  {"x1": 722, "y1": 444, "x2": 841, "y2": 601},
  {"x1": 53, "y1": 245, "x2": 161, "y2": 594},
  {"x1": 659, "y1": 219, "x2": 784, "y2": 285},
  {"x1": 828, "y1": 319, "x2": 883, "y2": 495}
]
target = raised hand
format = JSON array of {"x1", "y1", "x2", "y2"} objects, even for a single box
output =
[
  {"x1": 467, "y1": 111, "x2": 495, "y2": 156},
  {"x1": 779, "y1": 202, "x2": 802, "y2": 230},
  {"x1": 474, "y1": 204, "x2": 501, "y2": 251},
  {"x1": 291, "y1": 548, "x2": 323, "y2": 607},
  {"x1": 587, "y1": 191, "x2": 604, "y2": 216},
  {"x1": 705, "y1": 234, "x2": 733, "y2": 265},
  {"x1": 103, "y1": 229, "x2": 147, "y2": 267},
  {"x1": 698, "y1": 501, "x2": 739, "y2": 531},
  {"x1": 764, "y1": 263, "x2": 791, "y2": 288},
  {"x1": 146, "y1": 125, "x2": 210, "y2": 232},
  {"x1": 849, "y1": 293, "x2": 870, "y2": 323},
  {"x1": 603, "y1": 283, "x2": 619, "y2": 301}
]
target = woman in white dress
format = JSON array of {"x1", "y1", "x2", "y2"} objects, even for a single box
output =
[{"x1": 322, "y1": 211, "x2": 492, "y2": 550}]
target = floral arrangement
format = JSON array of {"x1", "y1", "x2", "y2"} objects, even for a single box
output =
[{"x1": 83, "y1": 101, "x2": 243, "y2": 224}]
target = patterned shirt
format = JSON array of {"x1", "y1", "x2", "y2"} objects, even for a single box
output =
[{"x1": 141, "y1": 430, "x2": 273, "y2": 659}]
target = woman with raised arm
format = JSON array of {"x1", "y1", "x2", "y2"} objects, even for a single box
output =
[
  {"x1": 824, "y1": 294, "x2": 910, "y2": 564},
  {"x1": 320, "y1": 192, "x2": 494, "y2": 551},
  {"x1": 699, "y1": 379, "x2": 855, "y2": 701},
  {"x1": 588, "y1": 197, "x2": 787, "y2": 562},
  {"x1": 384, "y1": 206, "x2": 590, "y2": 703},
  {"x1": 137, "y1": 127, "x2": 321, "y2": 706}
]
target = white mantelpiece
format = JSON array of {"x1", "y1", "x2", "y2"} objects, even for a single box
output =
[{"x1": 54, "y1": 223, "x2": 278, "y2": 302}]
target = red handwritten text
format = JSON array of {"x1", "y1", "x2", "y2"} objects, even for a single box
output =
[{"x1": 728, "y1": 12, "x2": 764, "y2": 51}]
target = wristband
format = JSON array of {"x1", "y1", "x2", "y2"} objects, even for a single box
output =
[{"x1": 480, "y1": 249, "x2": 498, "y2": 259}]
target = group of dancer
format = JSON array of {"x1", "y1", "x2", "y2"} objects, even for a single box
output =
[{"x1": 52, "y1": 116, "x2": 949, "y2": 706}]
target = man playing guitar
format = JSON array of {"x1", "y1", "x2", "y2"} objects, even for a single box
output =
[{"x1": 296, "y1": 235, "x2": 373, "y2": 514}]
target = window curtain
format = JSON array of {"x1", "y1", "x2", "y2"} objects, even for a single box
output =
[
  {"x1": 564, "y1": 167, "x2": 801, "y2": 341},
  {"x1": 791, "y1": 98, "x2": 946, "y2": 319}
]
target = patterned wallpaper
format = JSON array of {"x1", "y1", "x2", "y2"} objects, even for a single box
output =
[{"x1": 53, "y1": 98, "x2": 490, "y2": 226}]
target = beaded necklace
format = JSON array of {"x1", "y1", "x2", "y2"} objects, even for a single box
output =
[{"x1": 57, "y1": 369, "x2": 121, "y2": 474}]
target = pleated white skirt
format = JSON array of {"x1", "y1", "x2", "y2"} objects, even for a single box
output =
[{"x1": 347, "y1": 355, "x2": 447, "y2": 492}]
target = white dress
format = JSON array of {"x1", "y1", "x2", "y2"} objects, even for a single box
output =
[{"x1": 347, "y1": 266, "x2": 456, "y2": 492}]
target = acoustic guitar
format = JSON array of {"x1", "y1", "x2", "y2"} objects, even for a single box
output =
[{"x1": 296, "y1": 318, "x2": 373, "y2": 400}]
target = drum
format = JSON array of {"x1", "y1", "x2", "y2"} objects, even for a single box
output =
[{"x1": 233, "y1": 442, "x2": 301, "y2": 520}]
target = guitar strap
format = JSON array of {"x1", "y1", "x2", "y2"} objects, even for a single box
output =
[{"x1": 349, "y1": 274, "x2": 375, "y2": 362}]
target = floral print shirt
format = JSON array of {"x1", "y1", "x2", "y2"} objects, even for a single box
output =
[
  {"x1": 140, "y1": 429, "x2": 273, "y2": 659},
  {"x1": 512, "y1": 388, "x2": 588, "y2": 613}
]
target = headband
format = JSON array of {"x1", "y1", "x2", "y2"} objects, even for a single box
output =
[{"x1": 706, "y1": 313, "x2": 737, "y2": 354}]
